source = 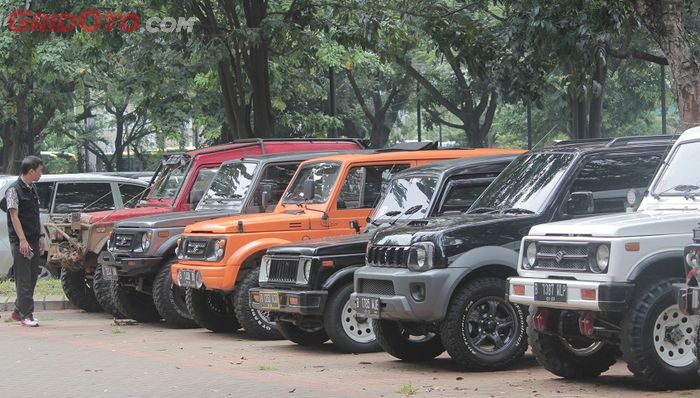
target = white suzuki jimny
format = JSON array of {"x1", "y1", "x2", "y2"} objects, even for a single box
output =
[{"x1": 508, "y1": 127, "x2": 700, "y2": 390}]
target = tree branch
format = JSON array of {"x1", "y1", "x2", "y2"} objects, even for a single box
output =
[
  {"x1": 396, "y1": 58, "x2": 462, "y2": 116},
  {"x1": 425, "y1": 107, "x2": 465, "y2": 130},
  {"x1": 344, "y1": 69, "x2": 375, "y2": 123},
  {"x1": 480, "y1": 92, "x2": 498, "y2": 140}
]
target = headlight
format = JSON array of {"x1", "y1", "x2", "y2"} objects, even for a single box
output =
[
  {"x1": 407, "y1": 242, "x2": 434, "y2": 272},
  {"x1": 207, "y1": 239, "x2": 226, "y2": 261},
  {"x1": 524, "y1": 242, "x2": 537, "y2": 269},
  {"x1": 260, "y1": 256, "x2": 271, "y2": 280},
  {"x1": 302, "y1": 259, "x2": 312, "y2": 282},
  {"x1": 176, "y1": 238, "x2": 183, "y2": 260},
  {"x1": 594, "y1": 244, "x2": 610, "y2": 273},
  {"x1": 686, "y1": 249, "x2": 700, "y2": 269},
  {"x1": 141, "y1": 231, "x2": 152, "y2": 251}
]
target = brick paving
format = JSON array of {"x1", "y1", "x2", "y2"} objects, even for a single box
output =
[{"x1": 0, "y1": 310, "x2": 693, "y2": 398}]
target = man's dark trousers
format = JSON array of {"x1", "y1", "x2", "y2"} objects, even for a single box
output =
[{"x1": 12, "y1": 240, "x2": 41, "y2": 318}]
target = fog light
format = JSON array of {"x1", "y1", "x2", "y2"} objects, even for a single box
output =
[
  {"x1": 581, "y1": 289, "x2": 597, "y2": 301},
  {"x1": 410, "y1": 283, "x2": 426, "y2": 302},
  {"x1": 288, "y1": 295, "x2": 299, "y2": 306},
  {"x1": 513, "y1": 284, "x2": 525, "y2": 296},
  {"x1": 195, "y1": 272, "x2": 203, "y2": 289}
]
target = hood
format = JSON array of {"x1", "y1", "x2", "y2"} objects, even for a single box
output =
[
  {"x1": 529, "y1": 210, "x2": 700, "y2": 237},
  {"x1": 184, "y1": 211, "x2": 311, "y2": 234},
  {"x1": 371, "y1": 213, "x2": 533, "y2": 246},
  {"x1": 116, "y1": 209, "x2": 237, "y2": 229},
  {"x1": 83, "y1": 206, "x2": 174, "y2": 224},
  {"x1": 267, "y1": 233, "x2": 371, "y2": 257}
]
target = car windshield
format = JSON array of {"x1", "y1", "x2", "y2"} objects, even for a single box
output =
[
  {"x1": 369, "y1": 176, "x2": 438, "y2": 222},
  {"x1": 468, "y1": 152, "x2": 576, "y2": 214},
  {"x1": 146, "y1": 156, "x2": 190, "y2": 199},
  {"x1": 282, "y1": 162, "x2": 341, "y2": 204},
  {"x1": 651, "y1": 140, "x2": 700, "y2": 196},
  {"x1": 197, "y1": 161, "x2": 258, "y2": 211}
]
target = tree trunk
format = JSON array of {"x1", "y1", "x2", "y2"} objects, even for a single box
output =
[
  {"x1": 243, "y1": 0, "x2": 274, "y2": 138},
  {"x1": 588, "y1": 57, "x2": 607, "y2": 139},
  {"x1": 114, "y1": 113, "x2": 125, "y2": 171},
  {"x1": 630, "y1": 0, "x2": 700, "y2": 129}
]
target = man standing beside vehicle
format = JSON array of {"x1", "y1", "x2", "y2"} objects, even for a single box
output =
[{"x1": 5, "y1": 156, "x2": 44, "y2": 327}]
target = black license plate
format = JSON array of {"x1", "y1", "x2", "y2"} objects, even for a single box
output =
[
  {"x1": 354, "y1": 295, "x2": 380, "y2": 317},
  {"x1": 534, "y1": 282, "x2": 568, "y2": 303},
  {"x1": 102, "y1": 265, "x2": 118, "y2": 281},
  {"x1": 259, "y1": 291, "x2": 280, "y2": 310},
  {"x1": 177, "y1": 269, "x2": 200, "y2": 288}
]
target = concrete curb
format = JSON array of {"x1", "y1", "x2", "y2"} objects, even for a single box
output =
[{"x1": 0, "y1": 295, "x2": 75, "y2": 312}]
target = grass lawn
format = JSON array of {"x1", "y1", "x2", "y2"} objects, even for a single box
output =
[{"x1": 0, "y1": 278, "x2": 63, "y2": 297}]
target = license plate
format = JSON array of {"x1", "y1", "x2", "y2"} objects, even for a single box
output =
[
  {"x1": 259, "y1": 291, "x2": 280, "y2": 310},
  {"x1": 534, "y1": 282, "x2": 568, "y2": 303},
  {"x1": 354, "y1": 295, "x2": 380, "y2": 317},
  {"x1": 177, "y1": 269, "x2": 201, "y2": 288},
  {"x1": 102, "y1": 265, "x2": 118, "y2": 281}
]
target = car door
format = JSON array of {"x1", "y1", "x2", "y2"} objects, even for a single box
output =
[
  {"x1": 52, "y1": 181, "x2": 116, "y2": 213},
  {"x1": 434, "y1": 176, "x2": 497, "y2": 217}
]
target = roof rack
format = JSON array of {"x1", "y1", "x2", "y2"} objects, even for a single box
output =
[
  {"x1": 376, "y1": 141, "x2": 439, "y2": 152},
  {"x1": 551, "y1": 135, "x2": 677, "y2": 148}
]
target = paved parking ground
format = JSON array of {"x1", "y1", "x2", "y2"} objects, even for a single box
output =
[{"x1": 1, "y1": 310, "x2": 697, "y2": 398}]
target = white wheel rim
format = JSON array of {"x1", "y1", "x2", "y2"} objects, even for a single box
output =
[
  {"x1": 653, "y1": 304, "x2": 698, "y2": 367},
  {"x1": 341, "y1": 297, "x2": 375, "y2": 343},
  {"x1": 560, "y1": 339, "x2": 604, "y2": 356},
  {"x1": 256, "y1": 309, "x2": 276, "y2": 326}
]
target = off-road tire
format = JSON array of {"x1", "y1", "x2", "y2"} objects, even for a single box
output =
[
  {"x1": 277, "y1": 321, "x2": 329, "y2": 346},
  {"x1": 186, "y1": 288, "x2": 240, "y2": 333},
  {"x1": 152, "y1": 259, "x2": 197, "y2": 328},
  {"x1": 93, "y1": 264, "x2": 123, "y2": 317},
  {"x1": 620, "y1": 278, "x2": 700, "y2": 390},
  {"x1": 60, "y1": 268, "x2": 102, "y2": 313},
  {"x1": 440, "y1": 277, "x2": 527, "y2": 371},
  {"x1": 528, "y1": 307, "x2": 619, "y2": 379},
  {"x1": 324, "y1": 282, "x2": 381, "y2": 353},
  {"x1": 112, "y1": 281, "x2": 161, "y2": 322},
  {"x1": 233, "y1": 269, "x2": 281, "y2": 340},
  {"x1": 374, "y1": 319, "x2": 445, "y2": 362}
]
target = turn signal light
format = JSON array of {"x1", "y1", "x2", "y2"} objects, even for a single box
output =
[
  {"x1": 512, "y1": 284, "x2": 525, "y2": 296},
  {"x1": 625, "y1": 242, "x2": 640, "y2": 252},
  {"x1": 158, "y1": 231, "x2": 169, "y2": 238},
  {"x1": 288, "y1": 296, "x2": 299, "y2": 306},
  {"x1": 581, "y1": 289, "x2": 597, "y2": 301},
  {"x1": 321, "y1": 260, "x2": 334, "y2": 268},
  {"x1": 251, "y1": 293, "x2": 260, "y2": 303}
]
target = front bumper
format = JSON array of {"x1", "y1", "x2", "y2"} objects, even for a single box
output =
[
  {"x1": 98, "y1": 251, "x2": 163, "y2": 277},
  {"x1": 350, "y1": 266, "x2": 453, "y2": 322},
  {"x1": 171, "y1": 261, "x2": 233, "y2": 291},
  {"x1": 676, "y1": 284, "x2": 700, "y2": 315},
  {"x1": 507, "y1": 277, "x2": 634, "y2": 312},
  {"x1": 249, "y1": 288, "x2": 328, "y2": 315}
]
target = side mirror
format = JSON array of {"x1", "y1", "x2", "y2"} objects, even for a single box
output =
[
  {"x1": 260, "y1": 183, "x2": 273, "y2": 210},
  {"x1": 189, "y1": 189, "x2": 204, "y2": 208},
  {"x1": 303, "y1": 179, "x2": 315, "y2": 202},
  {"x1": 350, "y1": 220, "x2": 361, "y2": 234},
  {"x1": 567, "y1": 191, "x2": 594, "y2": 215}
]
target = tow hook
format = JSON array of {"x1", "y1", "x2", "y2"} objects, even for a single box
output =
[
  {"x1": 578, "y1": 312, "x2": 596, "y2": 336},
  {"x1": 532, "y1": 308, "x2": 550, "y2": 332}
]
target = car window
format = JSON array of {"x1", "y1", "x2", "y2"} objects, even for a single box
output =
[
  {"x1": 35, "y1": 181, "x2": 55, "y2": 212},
  {"x1": 250, "y1": 163, "x2": 300, "y2": 211},
  {"x1": 119, "y1": 183, "x2": 147, "y2": 208},
  {"x1": 189, "y1": 167, "x2": 218, "y2": 203},
  {"x1": 568, "y1": 154, "x2": 662, "y2": 215},
  {"x1": 337, "y1": 164, "x2": 410, "y2": 209},
  {"x1": 437, "y1": 178, "x2": 493, "y2": 216},
  {"x1": 53, "y1": 182, "x2": 115, "y2": 213}
]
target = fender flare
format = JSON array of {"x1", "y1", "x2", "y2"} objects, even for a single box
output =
[
  {"x1": 431, "y1": 246, "x2": 519, "y2": 320},
  {"x1": 227, "y1": 238, "x2": 292, "y2": 269},
  {"x1": 626, "y1": 249, "x2": 685, "y2": 281},
  {"x1": 154, "y1": 234, "x2": 182, "y2": 259},
  {"x1": 322, "y1": 266, "x2": 361, "y2": 291}
]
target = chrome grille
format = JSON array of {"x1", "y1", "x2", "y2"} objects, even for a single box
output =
[
  {"x1": 367, "y1": 246, "x2": 410, "y2": 268},
  {"x1": 358, "y1": 279, "x2": 395, "y2": 295},
  {"x1": 534, "y1": 242, "x2": 590, "y2": 271},
  {"x1": 184, "y1": 240, "x2": 208, "y2": 259},
  {"x1": 113, "y1": 233, "x2": 134, "y2": 250},
  {"x1": 268, "y1": 258, "x2": 298, "y2": 282}
]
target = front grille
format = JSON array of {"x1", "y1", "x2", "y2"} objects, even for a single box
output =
[
  {"x1": 268, "y1": 258, "x2": 298, "y2": 282},
  {"x1": 184, "y1": 240, "x2": 208, "y2": 259},
  {"x1": 367, "y1": 246, "x2": 410, "y2": 268},
  {"x1": 113, "y1": 233, "x2": 134, "y2": 250},
  {"x1": 534, "y1": 242, "x2": 590, "y2": 271},
  {"x1": 358, "y1": 279, "x2": 395, "y2": 295}
]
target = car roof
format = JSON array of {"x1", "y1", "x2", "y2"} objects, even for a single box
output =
[
  {"x1": 0, "y1": 174, "x2": 149, "y2": 185},
  {"x1": 185, "y1": 138, "x2": 366, "y2": 157},
  {"x1": 395, "y1": 153, "x2": 520, "y2": 178},
  {"x1": 535, "y1": 135, "x2": 677, "y2": 155},
  {"x1": 298, "y1": 148, "x2": 523, "y2": 165},
  {"x1": 220, "y1": 151, "x2": 365, "y2": 166}
]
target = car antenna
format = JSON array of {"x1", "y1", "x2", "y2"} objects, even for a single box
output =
[{"x1": 530, "y1": 124, "x2": 560, "y2": 150}]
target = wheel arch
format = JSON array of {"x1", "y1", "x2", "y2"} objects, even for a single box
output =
[{"x1": 626, "y1": 250, "x2": 685, "y2": 285}]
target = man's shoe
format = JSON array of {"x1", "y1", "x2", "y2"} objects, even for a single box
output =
[
  {"x1": 21, "y1": 317, "x2": 38, "y2": 327},
  {"x1": 11, "y1": 310, "x2": 21, "y2": 322}
]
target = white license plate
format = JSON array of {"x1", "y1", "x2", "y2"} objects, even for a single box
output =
[
  {"x1": 259, "y1": 291, "x2": 280, "y2": 310},
  {"x1": 102, "y1": 265, "x2": 118, "y2": 281},
  {"x1": 354, "y1": 295, "x2": 380, "y2": 317},
  {"x1": 177, "y1": 269, "x2": 201, "y2": 288}
]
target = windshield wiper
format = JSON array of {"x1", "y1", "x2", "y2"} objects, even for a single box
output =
[
  {"x1": 389, "y1": 205, "x2": 423, "y2": 226},
  {"x1": 499, "y1": 207, "x2": 536, "y2": 215},
  {"x1": 651, "y1": 184, "x2": 700, "y2": 200},
  {"x1": 468, "y1": 206, "x2": 498, "y2": 214},
  {"x1": 369, "y1": 210, "x2": 401, "y2": 226}
]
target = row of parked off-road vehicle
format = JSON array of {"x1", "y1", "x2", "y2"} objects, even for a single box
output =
[{"x1": 47, "y1": 129, "x2": 700, "y2": 391}]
